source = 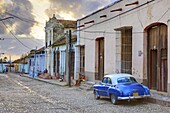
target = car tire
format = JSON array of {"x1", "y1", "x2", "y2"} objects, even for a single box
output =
[
  {"x1": 110, "y1": 94, "x2": 117, "y2": 105},
  {"x1": 94, "y1": 90, "x2": 100, "y2": 99}
]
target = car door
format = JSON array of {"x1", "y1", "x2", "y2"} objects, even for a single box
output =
[
  {"x1": 97, "y1": 77, "x2": 108, "y2": 96},
  {"x1": 104, "y1": 77, "x2": 112, "y2": 97}
]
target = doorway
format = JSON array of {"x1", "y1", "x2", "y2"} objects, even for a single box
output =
[
  {"x1": 147, "y1": 24, "x2": 168, "y2": 92},
  {"x1": 95, "y1": 38, "x2": 104, "y2": 80}
]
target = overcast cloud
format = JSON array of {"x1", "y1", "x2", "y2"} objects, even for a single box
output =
[{"x1": 45, "y1": 0, "x2": 113, "y2": 19}]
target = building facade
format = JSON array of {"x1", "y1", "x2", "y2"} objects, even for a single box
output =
[
  {"x1": 77, "y1": 0, "x2": 170, "y2": 95},
  {"x1": 45, "y1": 14, "x2": 76, "y2": 78},
  {"x1": 52, "y1": 35, "x2": 77, "y2": 79},
  {"x1": 28, "y1": 47, "x2": 45, "y2": 77}
]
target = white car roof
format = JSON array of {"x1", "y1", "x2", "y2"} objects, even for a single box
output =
[{"x1": 104, "y1": 73, "x2": 135, "y2": 84}]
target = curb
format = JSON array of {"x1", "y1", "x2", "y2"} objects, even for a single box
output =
[
  {"x1": 21, "y1": 74, "x2": 67, "y2": 87},
  {"x1": 147, "y1": 96, "x2": 170, "y2": 107}
]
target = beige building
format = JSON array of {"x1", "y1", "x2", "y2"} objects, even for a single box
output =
[{"x1": 76, "y1": 0, "x2": 170, "y2": 95}]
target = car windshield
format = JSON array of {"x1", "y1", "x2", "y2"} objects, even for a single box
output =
[{"x1": 117, "y1": 77, "x2": 137, "y2": 84}]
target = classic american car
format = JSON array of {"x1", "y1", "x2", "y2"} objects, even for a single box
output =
[{"x1": 93, "y1": 74, "x2": 150, "y2": 104}]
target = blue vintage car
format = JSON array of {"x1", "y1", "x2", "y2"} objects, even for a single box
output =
[{"x1": 93, "y1": 74, "x2": 150, "y2": 104}]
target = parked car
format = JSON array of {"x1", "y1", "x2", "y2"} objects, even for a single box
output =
[{"x1": 93, "y1": 74, "x2": 150, "y2": 104}]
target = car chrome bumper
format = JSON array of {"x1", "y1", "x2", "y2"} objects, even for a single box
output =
[{"x1": 117, "y1": 95, "x2": 150, "y2": 100}]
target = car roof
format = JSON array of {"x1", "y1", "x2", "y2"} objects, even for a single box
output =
[{"x1": 104, "y1": 73, "x2": 134, "y2": 79}]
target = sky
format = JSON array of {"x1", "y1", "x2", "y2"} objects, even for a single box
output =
[{"x1": 0, "y1": 0, "x2": 116, "y2": 60}]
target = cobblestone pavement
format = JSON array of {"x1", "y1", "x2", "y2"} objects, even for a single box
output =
[{"x1": 0, "y1": 73, "x2": 170, "y2": 113}]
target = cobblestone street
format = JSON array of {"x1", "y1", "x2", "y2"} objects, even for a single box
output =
[{"x1": 0, "y1": 73, "x2": 170, "y2": 113}]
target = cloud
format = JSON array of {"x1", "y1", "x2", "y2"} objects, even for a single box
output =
[
  {"x1": 0, "y1": 34, "x2": 44, "y2": 60},
  {"x1": 0, "y1": 0, "x2": 35, "y2": 35},
  {"x1": 45, "y1": 0, "x2": 113, "y2": 20}
]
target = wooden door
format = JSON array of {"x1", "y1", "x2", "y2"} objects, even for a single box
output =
[
  {"x1": 150, "y1": 50, "x2": 157, "y2": 90},
  {"x1": 148, "y1": 24, "x2": 168, "y2": 92},
  {"x1": 56, "y1": 51, "x2": 60, "y2": 73},
  {"x1": 53, "y1": 51, "x2": 56, "y2": 73},
  {"x1": 98, "y1": 38, "x2": 104, "y2": 80}
]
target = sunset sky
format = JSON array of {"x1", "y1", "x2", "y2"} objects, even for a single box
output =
[{"x1": 0, "y1": 0, "x2": 116, "y2": 60}]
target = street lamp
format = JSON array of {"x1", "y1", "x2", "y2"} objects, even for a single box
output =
[
  {"x1": 0, "y1": 38, "x2": 4, "y2": 40},
  {"x1": 0, "y1": 17, "x2": 13, "y2": 21},
  {"x1": 0, "y1": 53, "x2": 5, "y2": 73}
]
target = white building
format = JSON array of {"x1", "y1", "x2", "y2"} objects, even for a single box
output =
[
  {"x1": 45, "y1": 14, "x2": 76, "y2": 79},
  {"x1": 76, "y1": 0, "x2": 170, "y2": 95}
]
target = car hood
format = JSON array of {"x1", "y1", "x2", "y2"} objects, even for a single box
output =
[{"x1": 117, "y1": 82, "x2": 145, "y2": 96}]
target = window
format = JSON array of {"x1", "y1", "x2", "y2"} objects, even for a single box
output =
[
  {"x1": 115, "y1": 27, "x2": 132, "y2": 74},
  {"x1": 121, "y1": 28, "x2": 132, "y2": 74},
  {"x1": 102, "y1": 77, "x2": 107, "y2": 83},
  {"x1": 117, "y1": 77, "x2": 137, "y2": 84},
  {"x1": 108, "y1": 77, "x2": 112, "y2": 84},
  {"x1": 46, "y1": 42, "x2": 47, "y2": 48}
]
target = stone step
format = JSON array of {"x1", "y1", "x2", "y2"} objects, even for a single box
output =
[{"x1": 79, "y1": 81, "x2": 95, "y2": 91}]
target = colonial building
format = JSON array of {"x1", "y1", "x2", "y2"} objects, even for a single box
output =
[
  {"x1": 52, "y1": 35, "x2": 77, "y2": 79},
  {"x1": 12, "y1": 55, "x2": 29, "y2": 74},
  {"x1": 28, "y1": 47, "x2": 45, "y2": 77},
  {"x1": 77, "y1": 0, "x2": 170, "y2": 95},
  {"x1": 45, "y1": 14, "x2": 76, "y2": 78}
]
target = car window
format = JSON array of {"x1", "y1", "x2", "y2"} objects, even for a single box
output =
[
  {"x1": 117, "y1": 77, "x2": 137, "y2": 84},
  {"x1": 130, "y1": 77, "x2": 137, "y2": 82},
  {"x1": 102, "y1": 77, "x2": 108, "y2": 84},
  {"x1": 108, "y1": 77, "x2": 112, "y2": 84}
]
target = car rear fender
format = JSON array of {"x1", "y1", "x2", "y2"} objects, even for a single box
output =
[
  {"x1": 108, "y1": 88, "x2": 121, "y2": 99},
  {"x1": 142, "y1": 85, "x2": 150, "y2": 95}
]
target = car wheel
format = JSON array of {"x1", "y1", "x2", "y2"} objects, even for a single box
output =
[
  {"x1": 110, "y1": 94, "x2": 117, "y2": 105},
  {"x1": 94, "y1": 90, "x2": 100, "y2": 99}
]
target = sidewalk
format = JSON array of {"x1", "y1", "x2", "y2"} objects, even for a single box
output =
[
  {"x1": 22, "y1": 74, "x2": 67, "y2": 86},
  {"x1": 148, "y1": 90, "x2": 170, "y2": 107}
]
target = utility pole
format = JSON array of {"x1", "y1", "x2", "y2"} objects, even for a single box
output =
[
  {"x1": 68, "y1": 30, "x2": 72, "y2": 87},
  {"x1": 66, "y1": 31, "x2": 69, "y2": 85},
  {"x1": 10, "y1": 56, "x2": 11, "y2": 72},
  {"x1": 22, "y1": 55, "x2": 25, "y2": 74},
  {"x1": 0, "y1": 53, "x2": 4, "y2": 73},
  {"x1": 9, "y1": 56, "x2": 11, "y2": 72},
  {"x1": 66, "y1": 30, "x2": 72, "y2": 87},
  {"x1": 33, "y1": 47, "x2": 37, "y2": 77}
]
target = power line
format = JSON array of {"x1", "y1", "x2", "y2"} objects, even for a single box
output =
[
  {"x1": 1, "y1": 21, "x2": 33, "y2": 50},
  {"x1": 78, "y1": 0, "x2": 162, "y2": 31},
  {"x1": 0, "y1": 17, "x2": 14, "y2": 21},
  {"x1": 5, "y1": 12, "x2": 44, "y2": 27},
  {"x1": 157, "y1": 4, "x2": 170, "y2": 21},
  {"x1": 6, "y1": 19, "x2": 45, "y2": 45}
]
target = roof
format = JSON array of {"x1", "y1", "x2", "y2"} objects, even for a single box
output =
[
  {"x1": 52, "y1": 35, "x2": 77, "y2": 47},
  {"x1": 58, "y1": 20, "x2": 76, "y2": 28},
  {"x1": 28, "y1": 46, "x2": 45, "y2": 57},
  {"x1": 104, "y1": 73, "x2": 134, "y2": 84},
  {"x1": 46, "y1": 15, "x2": 76, "y2": 29},
  {"x1": 78, "y1": 0, "x2": 122, "y2": 21},
  {"x1": 105, "y1": 73, "x2": 133, "y2": 79}
]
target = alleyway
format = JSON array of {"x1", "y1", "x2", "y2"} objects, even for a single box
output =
[{"x1": 0, "y1": 73, "x2": 170, "y2": 113}]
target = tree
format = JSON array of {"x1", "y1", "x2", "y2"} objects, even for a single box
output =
[{"x1": 3, "y1": 57, "x2": 7, "y2": 62}]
